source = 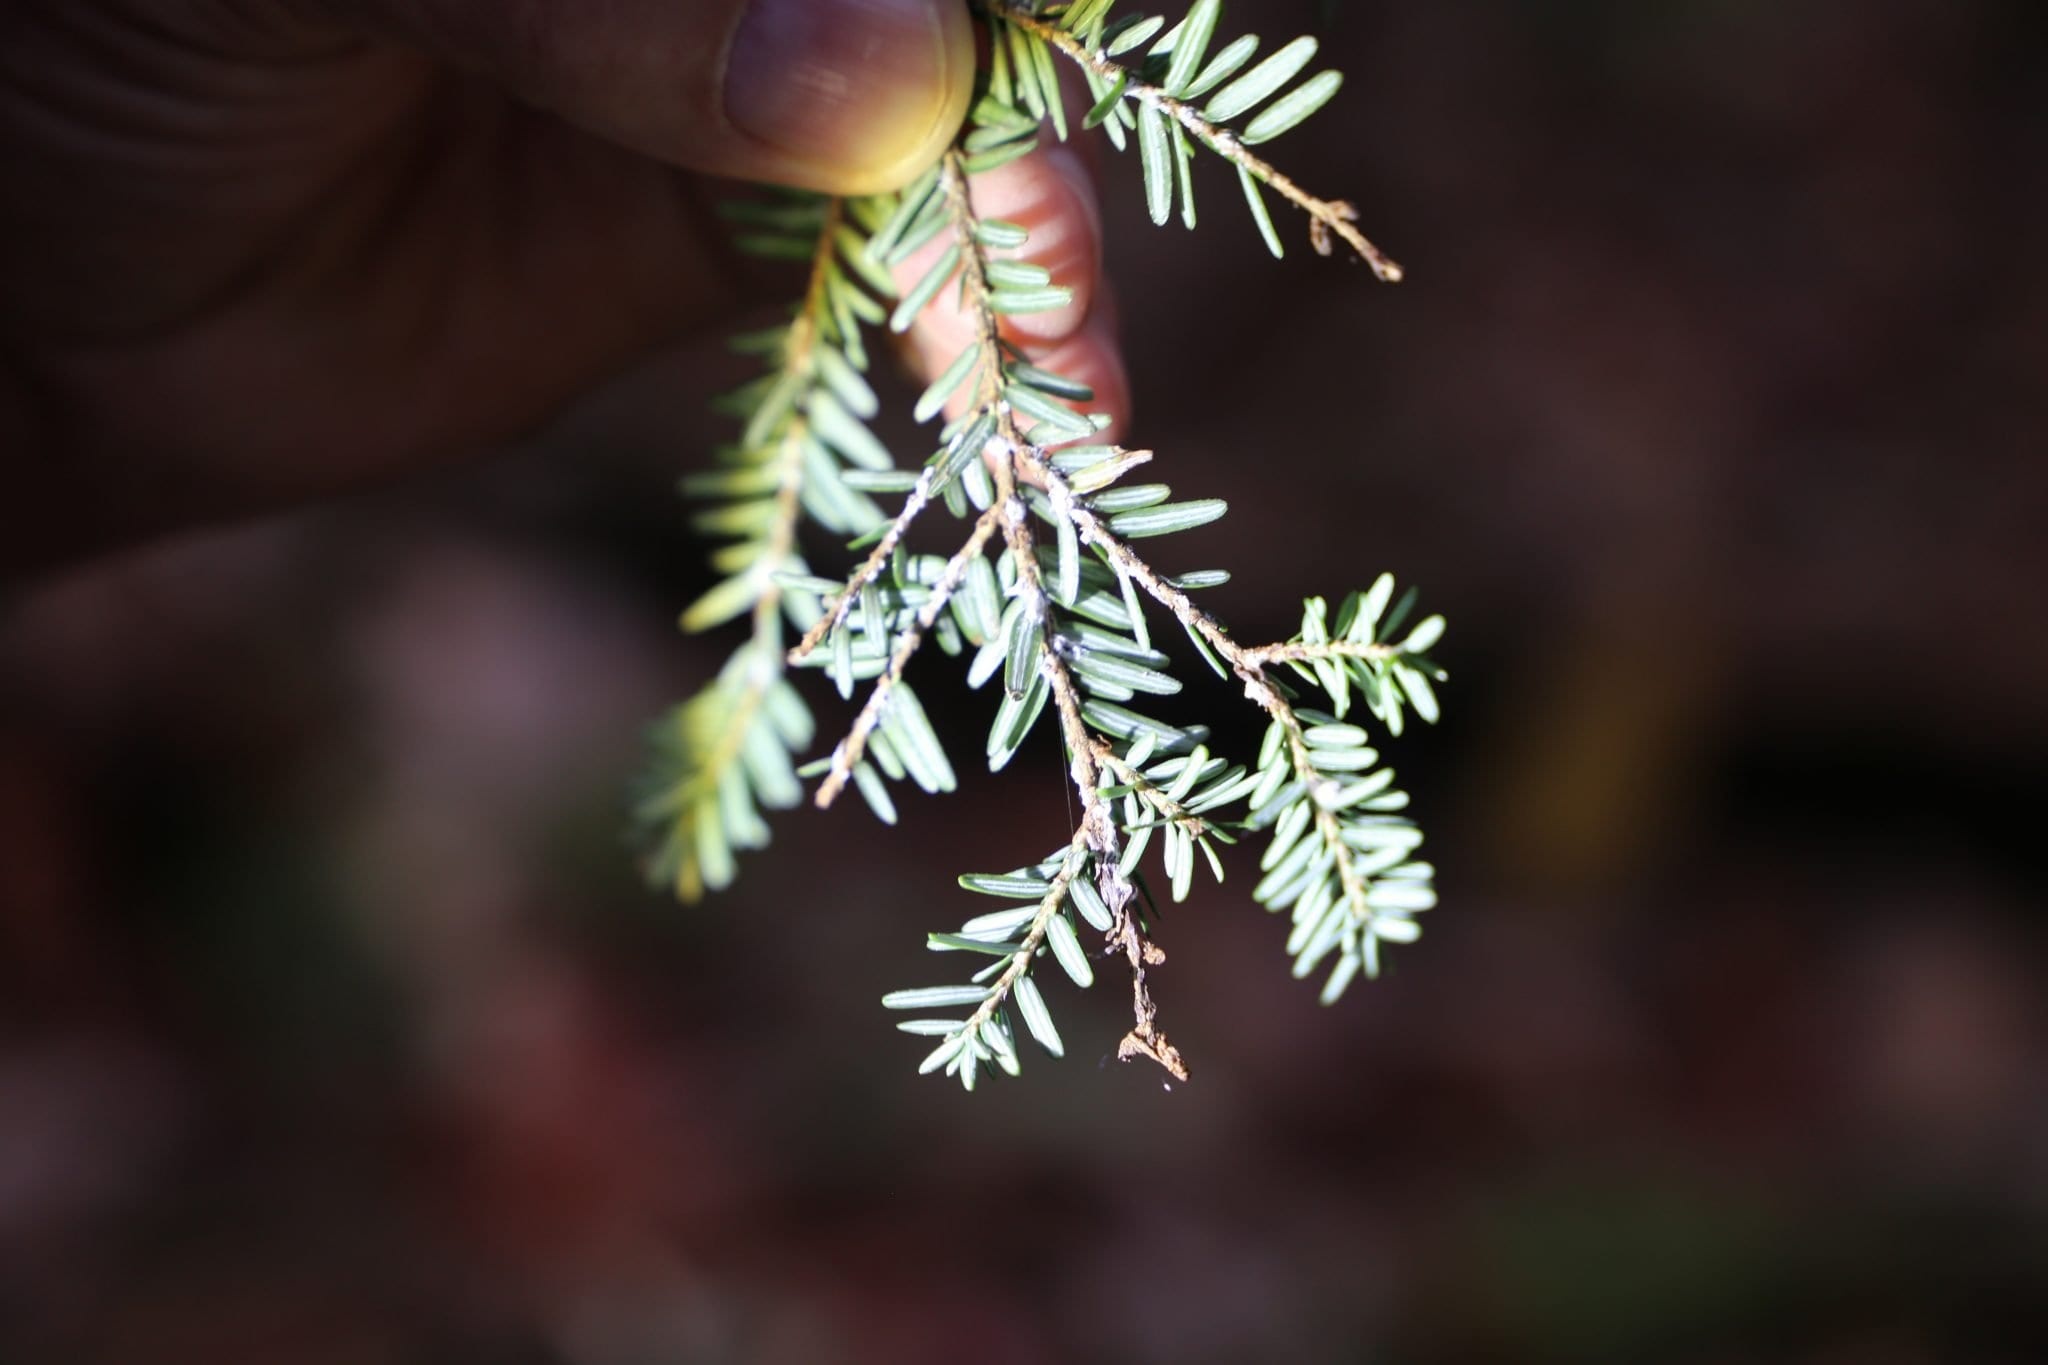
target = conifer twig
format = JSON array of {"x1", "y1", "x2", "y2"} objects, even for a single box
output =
[
  {"x1": 1026, "y1": 449, "x2": 1396, "y2": 949},
  {"x1": 646, "y1": 204, "x2": 843, "y2": 900},
  {"x1": 649, "y1": 0, "x2": 1447, "y2": 1089},
  {"x1": 787, "y1": 467, "x2": 939, "y2": 666},
  {"x1": 941, "y1": 149, "x2": 1189, "y2": 1079},
  {"x1": 953, "y1": 828, "x2": 1094, "y2": 1039},
  {"x1": 810, "y1": 499, "x2": 1005, "y2": 808},
  {"x1": 1001, "y1": 3, "x2": 1403, "y2": 277}
]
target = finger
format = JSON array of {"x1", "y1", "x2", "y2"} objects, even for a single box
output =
[
  {"x1": 310, "y1": 0, "x2": 974, "y2": 194},
  {"x1": 898, "y1": 143, "x2": 1102, "y2": 350},
  {"x1": 1026, "y1": 305, "x2": 1132, "y2": 445},
  {"x1": 896, "y1": 143, "x2": 1129, "y2": 435}
]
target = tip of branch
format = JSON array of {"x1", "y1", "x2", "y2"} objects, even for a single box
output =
[{"x1": 1119, "y1": 1030, "x2": 1190, "y2": 1081}]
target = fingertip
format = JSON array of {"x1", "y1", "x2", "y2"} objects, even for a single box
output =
[
  {"x1": 908, "y1": 306, "x2": 1129, "y2": 444},
  {"x1": 725, "y1": 0, "x2": 974, "y2": 194},
  {"x1": 969, "y1": 144, "x2": 1102, "y2": 344},
  {"x1": 1035, "y1": 311, "x2": 1132, "y2": 444},
  {"x1": 337, "y1": 0, "x2": 979, "y2": 192},
  {"x1": 832, "y1": 2, "x2": 976, "y2": 193},
  {"x1": 893, "y1": 142, "x2": 1104, "y2": 373}
]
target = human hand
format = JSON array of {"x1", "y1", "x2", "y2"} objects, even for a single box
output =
[{"x1": 0, "y1": 0, "x2": 1127, "y2": 575}]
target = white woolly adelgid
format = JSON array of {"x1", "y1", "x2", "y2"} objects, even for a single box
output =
[{"x1": 637, "y1": 0, "x2": 1446, "y2": 1091}]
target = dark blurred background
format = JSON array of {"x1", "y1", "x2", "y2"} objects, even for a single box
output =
[{"x1": 4, "y1": 1, "x2": 2045, "y2": 1361}]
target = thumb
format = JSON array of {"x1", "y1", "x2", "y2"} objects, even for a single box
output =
[{"x1": 321, "y1": 0, "x2": 974, "y2": 194}]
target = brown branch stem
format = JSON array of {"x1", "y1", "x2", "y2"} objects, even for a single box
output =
[
  {"x1": 787, "y1": 466, "x2": 939, "y2": 666},
  {"x1": 943, "y1": 148, "x2": 1188, "y2": 1081},
  {"x1": 953, "y1": 828, "x2": 1092, "y2": 1055},
  {"x1": 1023, "y1": 449, "x2": 1378, "y2": 936},
  {"x1": 664, "y1": 203, "x2": 845, "y2": 896},
  {"x1": 810, "y1": 498, "x2": 1004, "y2": 808},
  {"x1": 1241, "y1": 639, "x2": 1402, "y2": 668},
  {"x1": 1005, "y1": 7, "x2": 1403, "y2": 279}
]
